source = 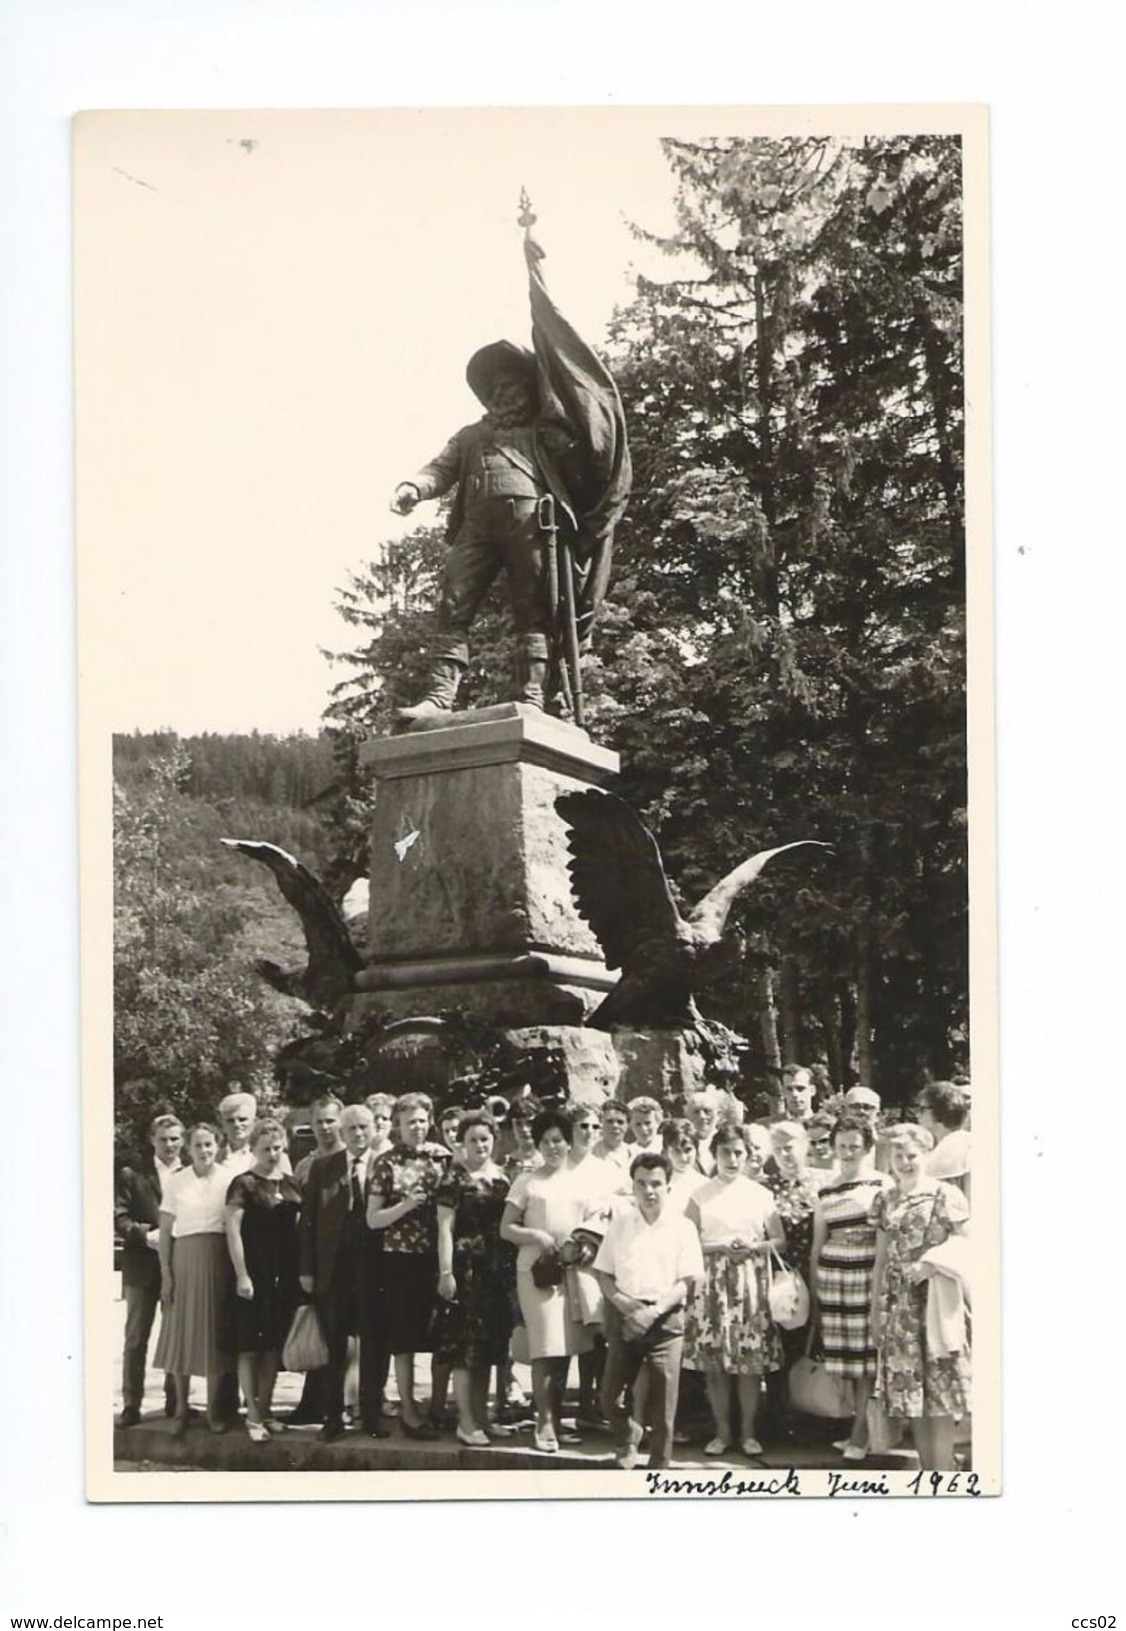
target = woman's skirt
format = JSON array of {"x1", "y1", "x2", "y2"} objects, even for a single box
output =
[
  {"x1": 382, "y1": 1252, "x2": 439, "y2": 1354},
  {"x1": 154, "y1": 1233, "x2": 233, "y2": 1378},
  {"x1": 434, "y1": 1251, "x2": 514, "y2": 1370},
  {"x1": 682, "y1": 1252, "x2": 781, "y2": 1376},
  {"x1": 815, "y1": 1229, "x2": 878, "y2": 1379},
  {"x1": 516, "y1": 1268, "x2": 595, "y2": 1362}
]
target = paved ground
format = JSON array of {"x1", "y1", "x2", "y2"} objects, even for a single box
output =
[{"x1": 111, "y1": 1289, "x2": 935, "y2": 1476}]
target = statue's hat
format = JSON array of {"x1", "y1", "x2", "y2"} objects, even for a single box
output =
[{"x1": 466, "y1": 340, "x2": 537, "y2": 405}]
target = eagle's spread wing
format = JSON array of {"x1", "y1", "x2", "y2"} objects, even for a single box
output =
[
  {"x1": 687, "y1": 841, "x2": 832, "y2": 941},
  {"x1": 554, "y1": 789, "x2": 682, "y2": 971},
  {"x1": 222, "y1": 839, "x2": 362, "y2": 1009}
]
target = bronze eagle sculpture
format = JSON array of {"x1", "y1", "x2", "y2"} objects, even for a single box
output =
[
  {"x1": 554, "y1": 789, "x2": 830, "y2": 1031},
  {"x1": 221, "y1": 839, "x2": 364, "y2": 1014}
]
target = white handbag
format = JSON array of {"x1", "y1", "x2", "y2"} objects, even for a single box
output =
[{"x1": 766, "y1": 1246, "x2": 811, "y2": 1330}]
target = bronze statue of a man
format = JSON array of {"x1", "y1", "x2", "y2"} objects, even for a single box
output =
[
  {"x1": 390, "y1": 207, "x2": 632, "y2": 729},
  {"x1": 390, "y1": 340, "x2": 565, "y2": 720}
]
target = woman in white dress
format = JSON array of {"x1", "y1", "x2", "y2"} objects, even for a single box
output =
[{"x1": 500, "y1": 1107, "x2": 608, "y2": 1452}]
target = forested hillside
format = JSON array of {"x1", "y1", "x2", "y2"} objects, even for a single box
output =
[{"x1": 112, "y1": 731, "x2": 343, "y2": 1154}]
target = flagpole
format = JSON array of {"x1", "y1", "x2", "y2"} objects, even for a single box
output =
[{"x1": 519, "y1": 188, "x2": 585, "y2": 728}]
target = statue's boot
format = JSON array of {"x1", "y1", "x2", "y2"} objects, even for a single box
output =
[
  {"x1": 517, "y1": 634, "x2": 549, "y2": 710},
  {"x1": 394, "y1": 656, "x2": 465, "y2": 728}
]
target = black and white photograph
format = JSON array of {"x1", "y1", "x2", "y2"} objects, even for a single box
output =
[
  {"x1": 8, "y1": 0, "x2": 1126, "y2": 1623},
  {"x1": 74, "y1": 105, "x2": 997, "y2": 1502}
]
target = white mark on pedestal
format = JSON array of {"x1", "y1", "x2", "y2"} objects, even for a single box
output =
[{"x1": 394, "y1": 829, "x2": 421, "y2": 863}]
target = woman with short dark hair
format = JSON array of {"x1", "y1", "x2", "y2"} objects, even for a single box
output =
[
  {"x1": 367, "y1": 1092, "x2": 451, "y2": 1438},
  {"x1": 662, "y1": 1118, "x2": 708, "y2": 1214},
  {"x1": 501, "y1": 1096, "x2": 544, "y2": 1180},
  {"x1": 224, "y1": 1117, "x2": 302, "y2": 1442},
  {"x1": 809, "y1": 1113, "x2": 888, "y2": 1460},
  {"x1": 916, "y1": 1082, "x2": 971, "y2": 1202},
  {"x1": 434, "y1": 1112, "x2": 513, "y2": 1446},
  {"x1": 683, "y1": 1121, "x2": 785, "y2": 1458},
  {"x1": 500, "y1": 1108, "x2": 600, "y2": 1451}
]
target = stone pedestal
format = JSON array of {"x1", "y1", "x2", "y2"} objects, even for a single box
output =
[
  {"x1": 357, "y1": 704, "x2": 619, "y2": 1028},
  {"x1": 611, "y1": 1029, "x2": 710, "y2": 1103}
]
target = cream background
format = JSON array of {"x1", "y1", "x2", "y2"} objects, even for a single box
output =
[
  {"x1": 74, "y1": 109, "x2": 682, "y2": 733},
  {"x1": 2, "y1": 0, "x2": 1121, "y2": 1627}
]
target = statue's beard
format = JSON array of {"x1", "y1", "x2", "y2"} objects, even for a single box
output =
[
  {"x1": 484, "y1": 400, "x2": 534, "y2": 430},
  {"x1": 485, "y1": 377, "x2": 537, "y2": 429}
]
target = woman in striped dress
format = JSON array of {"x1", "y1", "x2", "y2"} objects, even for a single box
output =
[{"x1": 809, "y1": 1112, "x2": 888, "y2": 1460}]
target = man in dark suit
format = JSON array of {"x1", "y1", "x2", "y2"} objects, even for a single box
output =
[
  {"x1": 114, "y1": 1112, "x2": 184, "y2": 1426},
  {"x1": 298, "y1": 1103, "x2": 390, "y2": 1442}
]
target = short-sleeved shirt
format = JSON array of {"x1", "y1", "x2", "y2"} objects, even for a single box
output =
[
  {"x1": 593, "y1": 1206, "x2": 705, "y2": 1302},
  {"x1": 926, "y1": 1129, "x2": 971, "y2": 1182},
  {"x1": 567, "y1": 1151, "x2": 623, "y2": 1203},
  {"x1": 370, "y1": 1141, "x2": 451, "y2": 1255},
  {"x1": 162, "y1": 1166, "x2": 229, "y2": 1237},
  {"x1": 689, "y1": 1174, "x2": 779, "y2": 1248},
  {"x1": 869, "y1": 1179, "x2": 970, "y2": 1257},
  {"x1": 667, "y1": 1165, "x2": 708, "y2": 1215},
  {"x1": 505, "y1": 1164, "x2": 611, "y2": 1272},
  {"x1": 592, "y1": 1139, "x2": 633, "y2": 1178}
]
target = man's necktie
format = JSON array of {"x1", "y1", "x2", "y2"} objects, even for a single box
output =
[{"x1": 350, "y1": 1159, "x2": 364, "y2": 1213}]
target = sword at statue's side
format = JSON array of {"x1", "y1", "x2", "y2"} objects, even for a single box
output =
[
  {"x1": 555, "y1": 512, "x2": 585, "y2": 729},
  {"x1": 537, "y1": 490, "x2": 579, "y2": 724}
]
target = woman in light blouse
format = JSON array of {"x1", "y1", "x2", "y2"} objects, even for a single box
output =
[
  {"x1": 155, "y1": 1122, "x2": 234, "y2": 1436},
  {"x1": 682, "y1": 1121, "x2": 785, "y2": 1458}
]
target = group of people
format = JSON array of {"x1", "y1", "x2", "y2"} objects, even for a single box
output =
[{"x1": 114, "y1": 1073, "x2": 973, "y2": 1472}]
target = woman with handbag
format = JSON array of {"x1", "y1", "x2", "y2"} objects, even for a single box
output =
[
  {"x1": 224, "y1": 1117, "x2": 302, "y2": 1442},
  {"x1": 869, "y1": 1123, "x2": 970, "y2": 1470},
  {"x1": 762, "y1": 1120, "x2": 822, "y2": 1437},
  {"x1": 500, "y1": 1107, "x2": 600, "y2": 1453},
  {"x1": 807, "y1": 1112, "x2": 889, "y2": 1460},
  {"x1": 434, "y1": 1111, "x2": 513, "y2": 1447},
  {"x1": 682, "y1": 1120, "x2": 786, "y2": 1458}
]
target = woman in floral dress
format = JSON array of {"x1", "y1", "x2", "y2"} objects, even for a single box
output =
[
  {"x1": 869, "y1": 1123, "x2": 971, "y2": 1470},
  {"x1": 367, "y1": 1092, "x2": 451, "y2": 1438},
  {"x1": 683, "y1": 1121, "x2": 785, "y2": 1458},
  {"x1": 763, "y1": 1120, "x2": 822, "y2": 1430},
  {"x1": 434, "y1": 1111, "x2": 513, "y2": 1447}
]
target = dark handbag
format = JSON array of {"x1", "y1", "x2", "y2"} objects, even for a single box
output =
[
  {"x1": 531, "y1": 1247, "x2": 565, "y2": 1289},
  {"x1": 560, "y1": 1227, "x2": 602, "y2": 1268},
  {"x1": 428, "y1": 1294, "x2": 461, "y2": 1349}
]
